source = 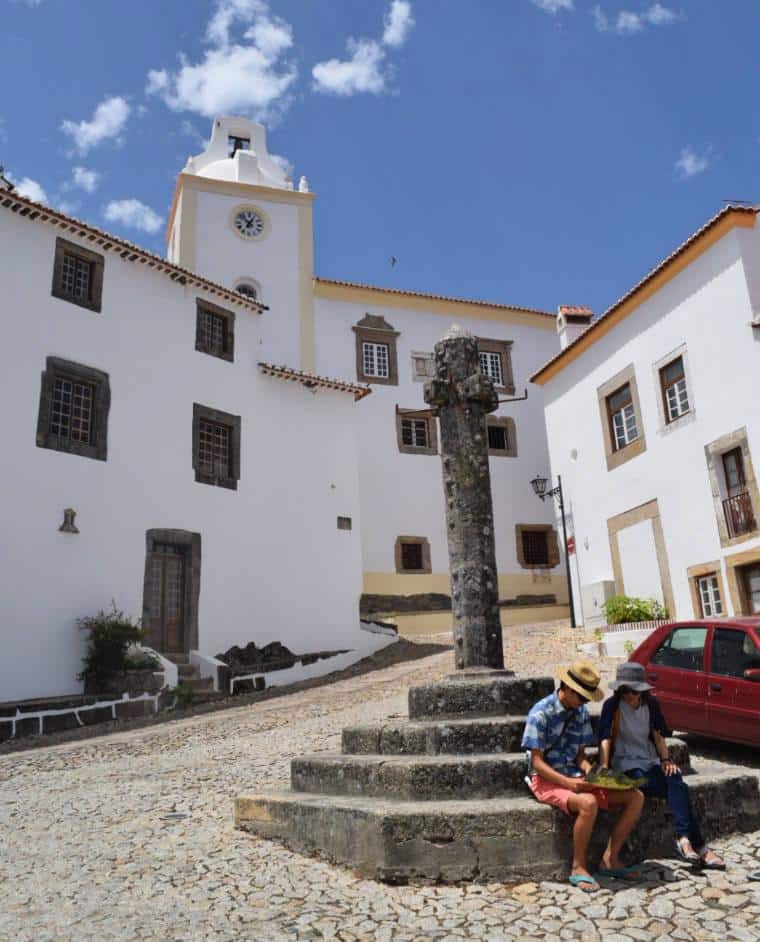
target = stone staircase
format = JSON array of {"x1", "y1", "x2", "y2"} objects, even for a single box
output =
[
  {"x1": 166, "y1": 654, "x2": 225, "y2": 702},
  {"x1": 235, "y1": 672, "x2": 760, "y2": 884}
]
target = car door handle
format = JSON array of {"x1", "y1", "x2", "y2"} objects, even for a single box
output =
[{"x1": 710, "y1": 682, "x2": 722, "y2": 691}]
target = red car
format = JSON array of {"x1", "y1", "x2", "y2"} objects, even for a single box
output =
[{"x1": 629, "y1": 618, "x2": 760, "y2": 747}]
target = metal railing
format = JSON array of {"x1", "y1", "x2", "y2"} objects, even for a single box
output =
[{"x1": 723, "y1": 491, "x2": 757, "y2": 538}]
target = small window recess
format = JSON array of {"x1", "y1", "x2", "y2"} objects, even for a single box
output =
[
  {"x1": 228, "y1": 135, "x2": 251, "y2": 157},
  {"x1": 234, "y1": 279, "x2": 261, "y2": 301}
]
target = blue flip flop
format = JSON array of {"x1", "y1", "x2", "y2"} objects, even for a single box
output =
[
  {"x1": 596, "y1": 865, "x2": 643, "y2": 880},
  {"x1": 569, "y1": 874, "x2": 600, "y2": 893}
]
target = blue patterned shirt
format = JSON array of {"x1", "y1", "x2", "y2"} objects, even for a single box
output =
[{"x1": 521, "y1": 691, "x2": 594, "y2": 777}]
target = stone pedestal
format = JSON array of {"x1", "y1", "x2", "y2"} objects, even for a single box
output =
[{"x1": 235, "y1": 674, "x2": 760, "y2": 883}]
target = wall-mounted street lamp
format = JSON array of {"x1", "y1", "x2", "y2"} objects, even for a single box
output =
[{"x1": 530, "y1": 474, "x2": 577, "y2": 629}]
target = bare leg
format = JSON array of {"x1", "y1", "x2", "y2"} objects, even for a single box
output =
[
  {"x1": 602, "y1": 789, "x2": 644, "y2": 869},
  {"x1": 566, "y1": 792, "x2": 599, "y2": 879}
]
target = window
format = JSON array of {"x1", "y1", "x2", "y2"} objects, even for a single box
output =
[
  {"x1": 353, "y1": 314, "x2": 399, "y2": 385},
  {"x1": 192, "y1": 404, "x2": 241, "y2": 489},
  {"x1": 515, "y1": 524, "x2": 560, "y2": 570},
  {"x1": 697, "y1": 574, "x2": 723, "y2": 616},
  {"x1": 235, "y1": 281, "x2": 259, "y2": 300},
  {"x1": 228, "y1": 135, "x2": 250, "y2": 156},
  {"x1": 607, "y1": 383, "x2": 638, "y2": 451},
  {"x1": 705, "y1": 428, "x2": 760, "y2": 546},
  {"x1": 660, "y1": 356, "x2": 690, "y2": 423},
  {"x1": 36, "y1": 357, "x2": 110, "y2": 461},
  {"x1": 711, "y1": 628, "x2": 760, "y2": 677},
  {"x1": 363, "y1": 341, "x2": 390, "y2": 378},
  {"x1": 721, "y1": 447, "x2": 755, "y2": 538},
  {"x1": 651, "y1": 626, "x2": 708, "y2": 671},
  {"x1": 337, "y1": 516, "x2": 352, "y2": 531},
  {"x1": 411, "y1": 352, "x2": 435, "y2": 382},
  {"x1": 51, "y1": 237, "x2": 104, "y2": 313},
  {"x1": 396, "y1": 409, "x2": 438, "y2": 455},
  {"x1": 486, "y1": 417, "x2": 517, "y2": 457},
  {"x1": 597, "y1": 365, "x2": 646, "y2": 471},
  {"x1": 476, "y1": 338, "x2": 515, "y2": 393},
  {"x1": 196, "y1": 300, "x2": 235, "y2": 362},
  {"x1": 394, "y1": 536, "x2": 431, "y2": 574}
]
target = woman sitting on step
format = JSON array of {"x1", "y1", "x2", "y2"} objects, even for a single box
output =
[{"x1": 598, "y1": 662, "x2": 725, "y2": 869}]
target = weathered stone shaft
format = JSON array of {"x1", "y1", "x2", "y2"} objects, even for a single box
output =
[{"x1": 424, "y1": 328, "x2": 504, "y2": 669}]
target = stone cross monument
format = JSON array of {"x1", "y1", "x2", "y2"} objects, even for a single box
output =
[{"x1": 424, "y1": 325, "x2": 505, "y2": 671}]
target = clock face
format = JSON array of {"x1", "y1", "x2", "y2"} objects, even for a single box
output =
[{"x1": 234, "y1": 209, "x2": 265, "y2": 239}]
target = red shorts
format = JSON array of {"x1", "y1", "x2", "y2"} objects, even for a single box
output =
[{"x1": 530, "y1": 773, "x2": 610, "y2": 815}]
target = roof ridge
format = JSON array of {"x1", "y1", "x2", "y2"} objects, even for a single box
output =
[{"x1": 315, "y1": 276, "x2": 554, "y2": 318}]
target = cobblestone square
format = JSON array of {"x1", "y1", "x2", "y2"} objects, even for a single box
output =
[{"x1": 1, "y1": 622, "x2": 759, "y2": 941}]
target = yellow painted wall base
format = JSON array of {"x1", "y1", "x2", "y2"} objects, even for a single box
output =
[
  {"x1": 391, "y1": 604, "x2": 571, "y2": 638},
  {"x1": 362, "y1": 571, "x2": 569, "y2": 605}
]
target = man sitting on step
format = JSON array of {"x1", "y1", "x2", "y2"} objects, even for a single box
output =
[{"x1": 522, "y1": 658, "x2": 645, "y2": 893}]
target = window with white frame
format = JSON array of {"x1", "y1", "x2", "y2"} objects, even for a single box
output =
[
  {"x1": 396, "y1": 410, "x2": 437, "y2": 455},
  {"x1": 411, "y1": 352, "x2": 435, "y2": 381},
  {"x1": 660, "y1": 356, "x2": 690, "y2": 423},
  {"x1": 362, "y1": 341, "x2": 390, "y2": 379},
  {"x1": 401, "y1": 418, "x2": 429, "y2": 449},
  {"x1": 697, "y1": 573, "x2": 723, "y2": 617},
  {"x1": 607, "y1": 383, "x2": 638, "y2": 451},
  {"x1": 479, "y1": 350, "x2": 503, "y2": 386}
]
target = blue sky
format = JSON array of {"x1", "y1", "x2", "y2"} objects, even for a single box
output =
[{"x1": 3, "y1": 0, "x2": 760, "y2": 316}]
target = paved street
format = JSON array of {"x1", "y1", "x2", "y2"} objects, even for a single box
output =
[{"x1": 1, "y1": 622, "x2": 759, "y2": 941}]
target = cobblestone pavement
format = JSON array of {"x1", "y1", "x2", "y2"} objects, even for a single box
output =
[{"x1": 1, "y1": 622, "x2": 759, "y2": 941}]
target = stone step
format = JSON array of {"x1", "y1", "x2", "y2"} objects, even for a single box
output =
[
  {"x1": 183, "y1": 675, "x2": 213, "y2": 691},
  {"x1": 165, "y1": 653, "x2": 190, "y2": 665},
  {"x1": 293, "y1": 742, "x2": 691, "y2": 801},
  {"x1": 236, "y1": 767, "x2": 760, "y2": 884},
  {"x1": 408, "y1": 674, "x2": 553, "y2": 720},
  {"x1": 177, "y1": 663, "x2": 200, "y2": 679}
]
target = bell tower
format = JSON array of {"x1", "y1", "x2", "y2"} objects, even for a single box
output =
[{"x1": 166, "y1": 116, "x2": 316, "y2": 370}]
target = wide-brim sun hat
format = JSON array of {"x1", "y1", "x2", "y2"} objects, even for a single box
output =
[
  {"x1": 609, "y1": 661, "x2": 653, "y2": 693},
  {"x1": 557, "y1": 658, "x2": 605, "y2": 702}
]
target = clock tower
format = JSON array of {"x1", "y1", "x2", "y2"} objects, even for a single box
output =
[{"x1": 166, "y1": 116, "x2": 316, "y2": 370}]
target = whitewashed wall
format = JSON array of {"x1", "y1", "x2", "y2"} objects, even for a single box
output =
[
  {"x1": 0, "y1": 212, "x2": 363, "y2": 702},
  {"x1": 542, "y1": 224, "x2": 760, "y2": 621},
  {"x1": 314, "y1": 294, "x2": 568, "y2": 602}
]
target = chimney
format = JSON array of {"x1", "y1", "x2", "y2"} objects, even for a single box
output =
[{"x1": 557, "y1": 305, "x2": 593, "y2": 350}]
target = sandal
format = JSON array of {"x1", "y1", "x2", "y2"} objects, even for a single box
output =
[
  {"x1": 697, "y1": 847, "x2": 726, "y2": 871},
  {"x1": 596, "y1": 864, "x2": 643, "y2": 881},
  {"x1": 675, "y1": 836, "x2": 701, "y2": 865},
  {"x1": 568, "y1": 874, "x2": 600, "y2": 893}
]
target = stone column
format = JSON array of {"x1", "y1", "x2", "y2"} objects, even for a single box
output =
[{"x1": 424, "y1": 325, "x2": 504, "y2": 670}]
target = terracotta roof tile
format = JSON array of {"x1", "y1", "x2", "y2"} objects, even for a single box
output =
[{"x1": 258, "y1": 362, "x2": 372, "y2": 401}]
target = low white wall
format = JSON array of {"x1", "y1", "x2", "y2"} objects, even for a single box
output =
[
  {"x1": 602, "y1": 621, "x2": 667, "y2": 657},
  {"x1": 137, "y1": 646, "x2": 178, "y2": 689},
  {"x1": 230, "y1": 622, "x2": 397, "y2": 694},
  {"x1": 189, "y1": 651, "x2": 227, "y2": 691}
]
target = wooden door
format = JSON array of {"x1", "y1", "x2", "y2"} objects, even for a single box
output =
[
  {"x1": 722, "y1": 448, "x2": 746, "y2": 498},
  {"x1": 145, "y1": 543, "x2": 186, "y2": 653}
]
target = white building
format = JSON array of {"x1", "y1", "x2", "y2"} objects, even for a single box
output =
[
  {"x1": 1, "y1": 116, "x2": 568, "y2": 703},
  {"x1": 533, "y1": 205, "x2": 760, "y2": 627}
]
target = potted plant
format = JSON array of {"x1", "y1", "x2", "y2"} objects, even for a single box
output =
[{"x1": 78, "y1": 603, "x2": 161, "y2": 697}]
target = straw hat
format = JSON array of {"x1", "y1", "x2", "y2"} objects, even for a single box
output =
[{"x1": 557, "y1": 658, "x2": 604, "y2": 702}]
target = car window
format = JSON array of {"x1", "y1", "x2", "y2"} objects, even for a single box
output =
[
  {"x1": 711, "y1": 628, "x2": 760, "y2": 678},
  {"x1": 651, "y1": 626, "x2": 708, "y2": 671}
]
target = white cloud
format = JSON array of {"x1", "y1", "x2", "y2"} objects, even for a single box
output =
[
  {"x1": 146, "y1": 0, "x2": 297, "y2": 122},
  {"x1": 61, "y1": 96, "x2": 131, "y2": 155},
  {"x1": 592, "y1": 5, "x2": 608, "y2": 30},
  {"x1": 103, "y1": 199, "x2": 163, "y2": 234},
  {"x1": 602, "y1": 4, "x2": 678, "y2": 36},
  {"x1": 270, "y1": 152, "x2": 294, "y2": 180},
  {"x1": 312, "y1": 39, "x2": 387, "y2": 96},
  {"x1": 72, "y1": 166, "x2": 100, "y2": 193},
  {"x1": 312, "y1": 0, "x2": 414, "y2": 97},
  {"x1": 11, "y1": 175, "x2": 47, "y2": 203},
  {"x1": 675, "y1": 147, "x2": 711, "y2": 179},
  {"x1": 383, "y1": 0, "x2": 415, "y2": 47},
  {"x1": 531, "y1": 0, "x2": 574, "y2": 13},
  {"x1": 647, "y1": 3, "x2": 677, "y2": 25},
  {"x1": 616, "y1": 11, "x2": 645, "y2": 33}
]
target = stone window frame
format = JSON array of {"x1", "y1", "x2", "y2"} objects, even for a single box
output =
[
  {"x1": 686, "y1": 560, "x2": 727, "y2": 619},
  {"x1": 395, "y1": 407, "x2": 438, "y2": 456},
  {"x1": 195, "y1": 298, "x2": 235, "y2": 363},
  {"x1": 394, "y1": 535, "x2": 432, "y2": 574},
  {"x1": 36, "y1": 356, "x2": 110, "y2": 462},
  {"x1": 51, "y1": 237, "x2": 105, "y2": 314},
  {"x1": 704, "y1": 427, "x2": 760, "y2": 549},
  {"x1": 192, "y1": 403, "x2": 241, "y2": 490},
  {"x1": 596, "y1": 363, "x2": 647, "y2": 471},
  {"x1": 410, "y1": 350, "x2": 435, "y2": 383},
  {"x1": 607, "y1": 499, "x2": 676, "y2": 618},
  {"x1": 652, "y1": 344, "x2": 696, "y2": 435},
  {"x1": 515, "y1": 524, "x2": 560, "y2": 570},
  {"x1": 486, "y1": 416, "x2": 517, "y2": 458},
  {"x1": 476, "y1": 338, "x2": 515, "y2": 394},
  {"x1": 723, "y1": 547, "x2": 760, "y2": 616},
  {"x1": 141, "y1": 529, "x2": 201, "y2": 654},
  {"x1": 353, "y1": 314, "x2": 399, "y2": 386}
]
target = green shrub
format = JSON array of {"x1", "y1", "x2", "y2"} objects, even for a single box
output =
[
  {"x1": 125, "y1": 651, "x2": 161, "y2": 671},
  {"x1": 623, "y1": 639, "x2": 635, "y2": 655},
  {"x1": 78, "y1": 603, "x2": 144, "y2": 687},
  {"x1": 171, "y1": 683, "x2": 196, "y2": 709},
  {"x1": 602, "y1": 595, "x2": 669, "y2": 625}
]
